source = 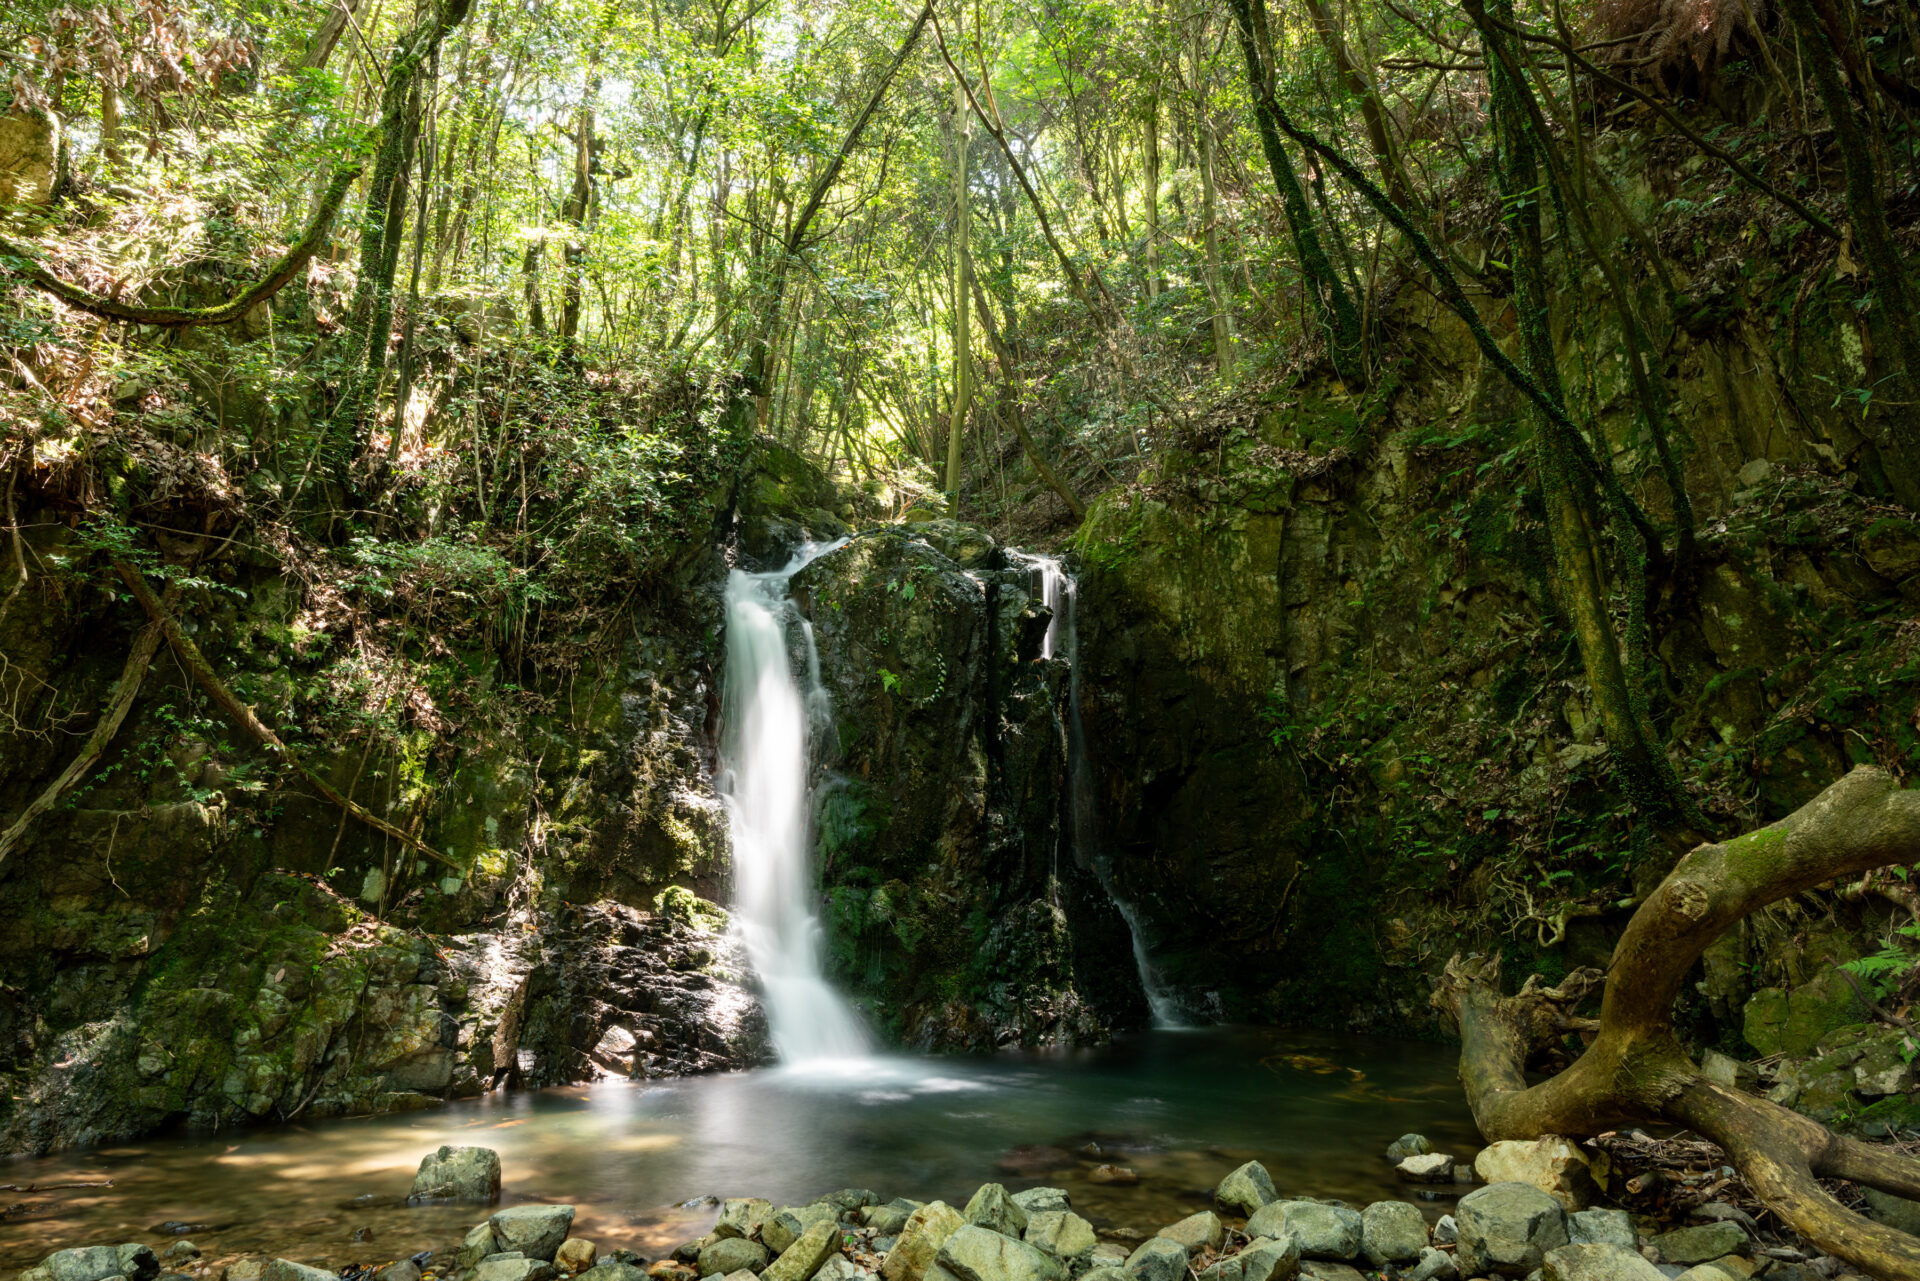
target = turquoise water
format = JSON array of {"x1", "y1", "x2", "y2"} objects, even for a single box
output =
[{"x1": 1, "y1": 1028, "x2": 1477, "y2": 1276}]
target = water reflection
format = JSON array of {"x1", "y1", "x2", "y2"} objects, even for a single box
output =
[{"x1": 0, "y1": 1029, "x2": 1476, "y2": 1274}]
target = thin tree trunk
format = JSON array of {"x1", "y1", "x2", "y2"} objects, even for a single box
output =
[{"x1": 944, "y1": 70, "x2": 973, "y2": 500}]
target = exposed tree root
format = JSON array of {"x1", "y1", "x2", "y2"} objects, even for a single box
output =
[
  {"x1": 1436, "y1": 766, "x2": 1920, "y2": 1279},
  {"x1": 0, "y1": 589, "x2": 174, "y2": 869},
  {"x1": 0, "y1": 164, "x2": 361, "y2": 328},
  {"x1": 111, "y1": 560, "x2": 461, "y2": 871}
]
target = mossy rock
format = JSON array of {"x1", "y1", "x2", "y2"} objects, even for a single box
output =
[{"x1": 1742, "y1": 969, "x2": 1869, "y2": 1056}]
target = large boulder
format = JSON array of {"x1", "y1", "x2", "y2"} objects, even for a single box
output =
[
  {"x1": 0, "y1": 110, "x2": 59, "y2": 209},
  {"x1": 492, "y1": 1204, "x2": 579, "y2": 1261},
  {"x1": 884, "y1": 1202, "x2": 968, "y2": 1281},
  {"x1": 1022, "y1": 1212, "x2": 1097, "y2": 1264},
  {"x1": 1215, "y1": 1161, "x2": 1278, "y2": 1216},
  {"x1": 717, "y1": 1199, "x2": 776, "y2": 1241},
  {"x1": 412, "y1": 1145, "x2": 503, "y2": 1202},
  {"x1": 28, "y1": 1246, "x2": 149, "y2": 1281},
  {"x1": 930, "y1": 1226, "x2": 1066, "y2": 1281},
  {"x1": 699, "y1": 1240, "x2": 771, "y2": 1277},
  {"x1": 763, "y1": 1220, "x2": 839, "y2": 1281},
  {"x1": 1473, "y1": 1138, "x2": 1597, "y2": 1210},
  {"x1": 1540, "y1": 1244, "x2": 1666, "y2": 1281},
  {"x1": 964, "y1": 1184, "x2": 1029, "y2": 1238},
  {"x1": 1121, "y1": 1239, "x2": 1189, "y2": 1281},
  {"x1": 1454, "y1": 1183, "x2": 1569, "y2": 1278},
  {"x1": 1245, "y1": 1203, "x2": 1361, "y2": 1261},
  {"x1": 1156, "y1": 1211, "x2": 1224, "y2": 1255},
  {"x1": 1359, "y1": 1202, "x2": 1426, "y2": 1267}
]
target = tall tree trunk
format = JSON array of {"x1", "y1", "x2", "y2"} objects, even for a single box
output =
[
  {"x1": 1192, "y1": 21, "x2": 1236, "y2": 374},
  {"x1": 1143, "y1": 91, "x2": 1163, "y2": 300},
  {"x1": 944, "y1": 70, "x2": 973, "y2": 501},
  {"x1": 560, "y1": 61, "x2": 601, "y2": 355}
]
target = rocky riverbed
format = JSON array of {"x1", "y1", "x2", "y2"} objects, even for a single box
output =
[{"x1": 9, "y1": 1135, "x2": 1878, "y2": 1281}]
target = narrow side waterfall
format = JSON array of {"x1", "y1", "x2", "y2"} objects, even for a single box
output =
[
  {"x1": 719, "y1": 544, "x2": 870, "y2": 1064},
  {"x1": 1023, "y1": 554, "x2": 1193, "y2": 1030}
]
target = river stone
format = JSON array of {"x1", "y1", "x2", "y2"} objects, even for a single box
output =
[
  {"x1": 1455, "y1": 1183, "x2": 1569, "y2": 1277},
  {"x1": 1123, "y1": 1237, "x2": 1189, "y2": 1281},
  {"x1": 718, "y1": 1200, "x2": 776, "y2": 1241},
  {"x1": 1671, "y1": 1266, "x2": 1748, "y2": 1281},
  {"x1": 263, "y1": 1264, "x2": 337, "y2": 1281},
  {"x1": 1296, "y1": 1265, "x2": 1364, "y2": 1281},
  {"x1": 824, "y1": 1190, "x2": 882, "y2": 1213},
  {"x1": 769, "y1": 1207, "x2": 840, "y2": 1256},
  {"x1": 1088, "y1": 1246, "x2": 1127, "y2": 1269},
  {"x1": 475, "y1": 1261, "x2": 560, "y2": 1281},
  {"x1": 1360, "y1": 1201, "x2": 1426, "y2": 1266},
  {"x1": 379, "y1": 1262, "x2": 421, "y2": 1281},
  {"x1": 1431, "y1": 1216, "x2": 1456, "y2": 1246},
  {"x1": 1078, "y1": 1271, "x2": 1129, "y2": 1281},
  {"x1": 1023, "y1": 1211, "x2": 1097, "y2": 1263},
  {"x1": 865, "y1": 1205, "x2": 915, "y2": 1236},
  {"x1": 1157, "y1": 1211, "x2": 1224, "y2": 1255},
  {"x1": 1649, "y1": 1224, "x2": 1747, "y2": 1266},
  {"x1": 492, "y1": 1205, "x2": 579, "y2": 1261},
  {"x1": 161, "y1": 1245, "x2": 200, "y2": 1266},
  {"x1": 1567, "y1": 1210, "x2": 1636, "y2": 1249},
  {"x1": 1396, "y1": 1154, "x2": 1455, "y2": 1184},
  {"x1": 413, "y1": 1145, "x2": 503, "y2": 1203},
  {"x1": 1216, "y1": 1161, "x2": 1279, "y2": 1216},
  {"x1": 700, "y1": 1240, "x2": 771, "y2": 1277},
  {"x1": 1196, "y1": 1236, "x2": 1299, "y2": 1281},
  {"x1": 721, "y1": 1272, "x2": 761, "y2": 1281},
  {"x1": 558, "y1": 1241, "x2": 600, "y2": 1276},
  {"x1": 965, "y1": 1184, "x2": 1029, "y2": 1238},
  {"x1": 37, "y1": 1248, "x2": 136, "y2": 1281},
  {"x1": 1541, "y1": 1244, "x2": 1667, "y2": 1281},
  {"x1": 579, "y1": 1263, "x2": 650, "y2": 1281},
  {"x1": 932, "y1": 1225, "x2": 1066, "y2": 1281},
  {"x1": 1405, "y1": 1248, "x2": 1457, "y2": 1281},
  {"x1": 817, "y1": 1259, "x2": 873, "y2": 1281},
  {"x1": 1474, "y1": 1139, "x2": 1598, "y2": 1210},
  {"x1": 464, "y1": 1223, "x2": 505, "y2": 1268},
  {"x1": 1245, "y1": 1203, "x2": 1362, "y2": 1261},
  {"x1": 764, "y1": 1220, "x2": 839, "y2": 1281},
  {"x1": 1386, "y1": 1135, "x2": 1434, "y2": 1162},
  {"x1": 885, "y1": 1202, "x2": 967, "y2": 1281},
  {"x1": 1011, "y1": 1189, "x2": 1070, "y2": 1216}
]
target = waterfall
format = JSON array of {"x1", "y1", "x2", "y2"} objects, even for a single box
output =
[
  {"x1": 1022, "y1": 554, "x2": 1193, "y2": 1030},
  {"x1": 719, "y1": 543, "x2": 871, "y2": 1064}
]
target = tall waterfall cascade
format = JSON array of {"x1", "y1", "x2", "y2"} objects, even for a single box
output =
[
  {"x1": 1021, "y1": 554, "x2": 1193, "y2": 1030},
  {"x1": 719, "y1": 542, "x2": 871, "y2": 1064}
]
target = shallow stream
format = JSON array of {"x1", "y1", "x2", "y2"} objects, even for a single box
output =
[{"x1": 1, "y1": 1028, "x2": 1477, "y2": 1275}]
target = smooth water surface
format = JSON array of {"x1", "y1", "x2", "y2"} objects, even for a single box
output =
[{"x1": 1, "y1": 1028, "x2": 1476, "y2": 1274}]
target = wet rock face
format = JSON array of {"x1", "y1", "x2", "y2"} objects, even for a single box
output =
[
  {"x1": 0, "y1": 875, "x2": 766, "y2": 1154},
  {"x1": 790, "y1": 528, "x2": 1141, "y2": 1048}
]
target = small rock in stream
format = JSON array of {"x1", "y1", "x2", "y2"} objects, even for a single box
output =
[
  {"x1": 1386, "y1": 1135, "x2": 1434, "y2": 1162},
  {"x1": 1087, "y1": 1167, "x2": 1137, "y2": 1186},
  {"x1": 964, "y1": 1185, "x2": 1028, "y2": 1239},
  {"x1": 411, "y1": 1146, "x2": 503, "y2": 1204},
  {"x1": 1213, "y1": 1163, "x2": 1277, "y2": 1217},
  {"x1": 491, "y1": 1205, "x2": 579, "y2": 1262},
  {"x1": 1154, "y1": 1212, "x2": 1223, "y2": 1256}
]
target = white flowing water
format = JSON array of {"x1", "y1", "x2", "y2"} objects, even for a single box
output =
[
  {"x1": 719, "y1": 542, "x2": 871, "y2": 1064},
  {"x1": 1022, "y1": 554, "x2": 1193, "y2": 1030}
]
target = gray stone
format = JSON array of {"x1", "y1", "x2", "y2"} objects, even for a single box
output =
[
  {"x1": 866, "y1": 1205, "x2": 915, "y2": 1236},
  {"x1": 473, "y1": 1260, "x2": 559, "y2": 1281},
  {"x1": 379, "y1": 1263, "x2": 421, "y2": 1281},
  {"x1": 161, "y1": 1245, "x2": 201, "y2": 1266},
  {"x1": 578, "y1": 1264, "x2": 649, "y2": 1281},
  {"x1": 1387, "y1": 1135, "x2": 1435, "y2": 1162},
  {"x1": 1296, "y1": 1265, "x2": 1364, "y2": 1281},
  {"x1": 700, "y1": 1240, "x2": 771, "y2": 1277},
  {"x1": 1360, "y1": 1201, "x2": 1427, "y2": 1266},
  {"x1": 40, "y1": 1248, "x2": 132, "y2": 1281},
  {"x1": 722, "y1": 1272, "x2": 762, "y2": 1281},
  {"x1": 1089, "y1": 1247, "x2": 1128, "y2": 1269},
  {"x1": 1432, "y1": 1216, "x2": 1457, "y2": 1245},
  {"x1": 463, "y1": 1222, "x2": 504, "y2": 1269},
  {"x1": 1455, "y1": 1183, "x2": 1569, "y2": 1278},
  {"x1": 933, "y1": 1226, "x2": 1066, "y2": 1281},
  {"x1": 1157, "y1": 1212, "x2": 1224, "y2": 1256},
  {"x1": 1406, "y1": 1248, "x2": 1457, "y2": 1281},
  {"x1": 769, "y1": 1207, "x2": 841, "y2": 1256},
  {"x1": 718, "y1": 1199, "x2": 776, "y2": 1241},
  {"x1": 1215, "y1": 1162, "x2": 1279, "y2": 1217},
  {"x1": 1011, "y1": 1190, "x2": 1070, "y2": 1217},
  {"x1": 1670, "y1": 1266, "x2": 1746, "y2": 1281},
  {"x1": 263, "y1": 1264, "x2": 337, "y2": 1281},
  {"x1": 764, "y1": 1220, "x2": 839, "y2": 1281},
  {"x1": 884, "y1": 1204, "x2": 967, "y2": 1281},
  {"x1": 1123, "y1": 1238, "x2": 1190, "y2": 1281},
  {"x1": 1649, "y1": 1225, "x2": 1746, "y2": 1267},
  {"x1": 1079, "y1": 1271, "x2": 1129, "y2": 1281},
  {"x1": 816, "y1": 1260, "x2": 873, "y2": 1281},
  {"x1": 824, "y1": 1191, "x2": 882, "y2": 1213},
  {"x1": 413, "y1": 1145, "x2": 503, "y2": 1203},
  {"x1": 1245, "y1": 1203, "x2": 1362, "y2": 1262},
  {"x1": 1023, "y1": 1212, "x2": 1097, "y2": 1264},
  {"x1": 1862, "y1": 1187, "x2": 1920, "y2": 1235},
  {"x1": 965, "y1": 1185, "x2": 1030, "y2": 1239},
  {"x1": 1540, "y1": 1244, "x2": 1667, "y2": 1281},
  {"x1": 1396, "y1": 1154, "x2": 1455, "y2": 1184},
  {"x1": 1567, "y1": 1211, "x2": 1635, "y2": 1249},
  {"x1": 492, "y1": 1205, "x2": 579, "y2": 1262},
  {"x1": 1196, "y1": 1238, "x2": 1300, "y2": 1281}
]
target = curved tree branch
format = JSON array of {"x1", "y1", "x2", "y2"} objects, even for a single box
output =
[{"x1": 0, "y1": 164, "x2": 361, "y2": 327}]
